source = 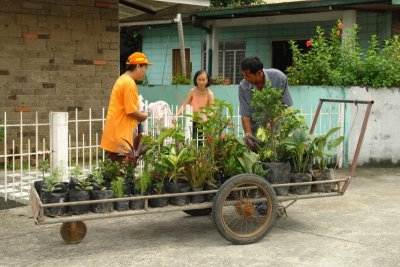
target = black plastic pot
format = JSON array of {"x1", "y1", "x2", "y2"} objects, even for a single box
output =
[
  {"x1": 312, "y1": 168, "x2": 335, "y2": 192},
  {"x1": 54, "y1": 182, "x2": 69, "y2": 194},
  {"x1": 34, "y1": 181, "x2": 44, "y2": 198},
  {"x1": 213, "y1": 172, "x2": 224, "y2": 186},
  {"x1": 290, "y1": 173, "x2": 312, "y2": 195},
  {"x1": 166, "y1": 181, "x2": 190, "y2": 206},
  {"x1": 129, "y1": 193, "x2": 145, "y2": 210},
  {"x1": 262, "y1": 162, "x2": 291, "y2": 196},
  {"x1": 114, "y1": 196, "x2": 129, "y2": 211},
  {"x1": 41, "y1": 191, "x2": 67, "y2": 217},
  {"x1": 190, "y1": 187, "x2": 205, "y2": 204},
  {"x1": 124, "y1": 178, "x2": 134, "y2": 196},
  {"x1": 204, "y1": 183, "x2": 218, "y2": 202},
  {"x1": 68, "y1": 190, "x2": 90, "y2": 214},
  {"x1": 68, "y1": 178, "x2": 79, "y2": 190},
  {"x1": 148, "y1": 196, "x2": 169, "y2": 208},
  {"x1": 90, "y1": 190, "x2": 114, "y2": 213}
]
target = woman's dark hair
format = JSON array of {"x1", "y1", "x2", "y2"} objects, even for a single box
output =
[
  {"x1": 240, "y1": 57, "x2": 264, "y2": 74},
  {"x1": 193, "y1": 70, "x2": 211, "y2": 87},
  {"x1": 126, "y1": 64, "x2": 145, "y2": 72}
]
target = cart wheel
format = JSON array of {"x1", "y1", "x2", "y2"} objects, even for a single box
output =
[
  {"x1": 183, "y1": 208, "x2": 212, "y2": 216},
  {"x1": 60, "y1": 221, "x2": 87, "y2": 244},
  {"x1": 213, "y1": 174, "x2": 278, "y2": 245}
]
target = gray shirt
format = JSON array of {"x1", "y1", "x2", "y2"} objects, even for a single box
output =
[{"x1": 238, "y1": 68, "x2": 293, "y2": 132}]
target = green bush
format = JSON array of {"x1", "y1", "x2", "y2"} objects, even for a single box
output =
[
  {"x1": 172, "y1": 73, "x2": 191, "y2": 85},
  {"x1": 287, "y1": 20, "x2": 400, "y2": 88}
]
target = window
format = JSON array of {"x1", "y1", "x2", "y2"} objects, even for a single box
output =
[
  {"x1": 201, "y1": 41, "x2": 246, "y2": 84},
  {"x1": 219, "y1": 41, "x2": 246, "y2": 84},
  {"x1": 172, "y1": 48, "x2": 192, "y2": 79},
  {"x1": 271, "y1": 40, "x2": 308, "y2": 74}
]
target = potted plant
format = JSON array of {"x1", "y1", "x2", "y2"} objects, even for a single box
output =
[
  {"x1": 186, "y1": 146, "x2": 217, "y2": 204},
  {"x1": 249, "y1": 85, "x2": 292, "y2": 195},
  {"x1": 282, "y1": 128, "x2": 315, "y2": 195},
  {"x1": 238, "y1": 150, "x2": 268, "y2": 177},
  {"x1": 89, "y1": 169, "x2": 113, "y2": 213},
  {"x1": 131, "y1": 168, "x2": 152, "y2": 210},
  {"x1": 34, "y1": 159, "x2": 51, "y2": 198},
  {"x1": 68, "y1": 166, "x2": 92, "y2": 214},
  {"x1": 148, "y1": 162, "x2": 169, "y2": 208},
  {"x1": 118, "y1": 134, "x2": 154, "y2": 209},
  {"x1": 99, "y1": 159, "x2": 120, "y2": 190},
  {"x1": 161, "y1": 145, "x2": 195, "y2": 206},
  {"x1": 41, "y1": 169, "x2": 66, "y2": 217},
  {"x1": 111, "y1": 176, "x2": 129, "y2": 211},
  {"x1": 192, "y1": 99, "x2": 233, "y2": 172},
  {"x1": 312, "y1": 127, "x2": 344, "y2": 192}
]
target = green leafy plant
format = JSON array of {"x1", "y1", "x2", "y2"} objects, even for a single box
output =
[
  {"x1": 160, "y1": 146, "x2": 195, "y2": 183},
  {"x1": 219, "y1": 135, "x2": 247, "y2": 178},
  {"x1": 313, "y1": 127, "x2": 344, "y2": 171},
  {"x1": 111, "y1": 176, "x2": 125, "y2": 197},
  {"x1": 135, "y1": 169, "x2": 153, "y2": 195},
  {"x1": 70, "y1": 165, "x2": 83, "y2": 179},
  {"x1": 192, "y1": 99, "x2": 234, "y2": 171},
  {"x1": 186, "y1": 146, "x2": 217, "y2": 189},
  {"x1": 91, "y1": 169, "x2": 106, "y2": 190},
  {"x1": 73, "y1": 177, "x2": 93, "y2": 191},
  {"x1": 42, "y1": 169, "x2": 62, "y2": 193},
  {"x1": 287, "y1": 20, "x2": 400, "y2": 87},
  {"x1": 250, "y1": 84, "x2": 286, "y2": 162},
  {"x1": 282, "y1": 128, "x2": 315, "y2": 173},
  {"x1": 237, "y1": 150, "x2": 267, "y2": 177},
  {"x1": 172, "y1": 73, "x2": 191, "y2": 85},
  {"x1": 39, "y1": 160, "x2": 50, "y2": 180},
  {"x1": 99, "y1": 159, "x2": 121, "y2": 183}
]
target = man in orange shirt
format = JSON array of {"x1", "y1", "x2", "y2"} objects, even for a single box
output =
[{"x1": 100, "y1": 52, "x2": 151, "y2": 161}]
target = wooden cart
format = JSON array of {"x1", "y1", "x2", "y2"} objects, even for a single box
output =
[{"x1": 29, "y1": 99, "x2": 374, "y2": 245}]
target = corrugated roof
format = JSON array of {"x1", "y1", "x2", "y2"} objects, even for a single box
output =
[
  {"x1": 188, "y1": 0, "x2": 394, "y2": 19},
  {"x1": 119, "y1": 0, "x2": 209, "y2": 22}
]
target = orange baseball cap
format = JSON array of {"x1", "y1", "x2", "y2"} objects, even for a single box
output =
[{"x1": 126, "y1": 52, "x2": 152, "y2": 65}]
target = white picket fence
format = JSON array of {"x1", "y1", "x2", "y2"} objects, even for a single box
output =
[{"x1": 0, "y1": 102, "x2": 344, "y2": 203}]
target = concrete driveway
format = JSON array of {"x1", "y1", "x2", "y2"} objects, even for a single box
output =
[{"x1": 1, "y1": 168, "x2": 399, "y2": 267}]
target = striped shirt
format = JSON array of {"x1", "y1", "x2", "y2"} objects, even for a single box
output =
[{"x1": 238, "y1": 68, "x2": 293, "y2": 132}]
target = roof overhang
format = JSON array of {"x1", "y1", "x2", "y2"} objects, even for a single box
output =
[
  {"x1": 119, "y1": 0, "x2": 209, "y2": 26},
  {"x1": 186, "y1": 0, "x2": 399, "y2": 20}
]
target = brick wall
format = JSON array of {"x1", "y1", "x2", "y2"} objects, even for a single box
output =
[{"x1": 0, "y1": 0, "x2": 119, "y2": 151}]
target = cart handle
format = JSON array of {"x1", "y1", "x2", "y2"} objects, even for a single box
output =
[{"x1": 309, "y1": 98, "x2": 374, "y2": 182}]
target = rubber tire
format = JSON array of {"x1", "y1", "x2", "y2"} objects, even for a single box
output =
[
  {"x1": 212, "y1": 173, "x2": 278, "y2": 245},
  {"x1": 60, "y1": 221, "x2": 87, "y2": 244},
  {"x1": 183, "y1": 208, "x2": 212, "y2": 216}
]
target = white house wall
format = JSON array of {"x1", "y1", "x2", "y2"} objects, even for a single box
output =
[{"x1": 348, "y1": 87, "x2": 400, "y2": 166}]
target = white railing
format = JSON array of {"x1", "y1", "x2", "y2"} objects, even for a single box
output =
[{"x1": 0, "y1": 102, "x2": 343, "y2": 203}]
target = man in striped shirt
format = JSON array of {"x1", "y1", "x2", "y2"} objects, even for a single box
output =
[{"x1": 238, "y1": 56, "x2": 293, "y2": 136}]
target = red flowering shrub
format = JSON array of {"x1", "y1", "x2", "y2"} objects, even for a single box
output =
[{"x1": 287, "y1": 20, "x2": 400, "y2": 87}]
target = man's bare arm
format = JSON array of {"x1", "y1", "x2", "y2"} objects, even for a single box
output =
[
  {"x1": 129, "y1": 111, "x2": 148, "y2": 122},
  {"x1": 241, "y1": 116, "x2": 252, "y2": 136}
]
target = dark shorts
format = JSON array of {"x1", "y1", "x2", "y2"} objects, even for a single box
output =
[{"x1": 106, "y1": 151, "x2": 125, "y2": 163}]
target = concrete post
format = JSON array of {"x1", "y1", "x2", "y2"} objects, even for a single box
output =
[
  {"x1": 176, "y1": 13, "x2": 186, "y2": 77},
  {"x1": 342, "y1": 10, "x2": 357, "y2": 41},
  {"x1": 50, "y1": 112, "x2": 69, "y2": 182},
  {"x1": 211, "y1": 24, "x2": 220, "y2": 78}
]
